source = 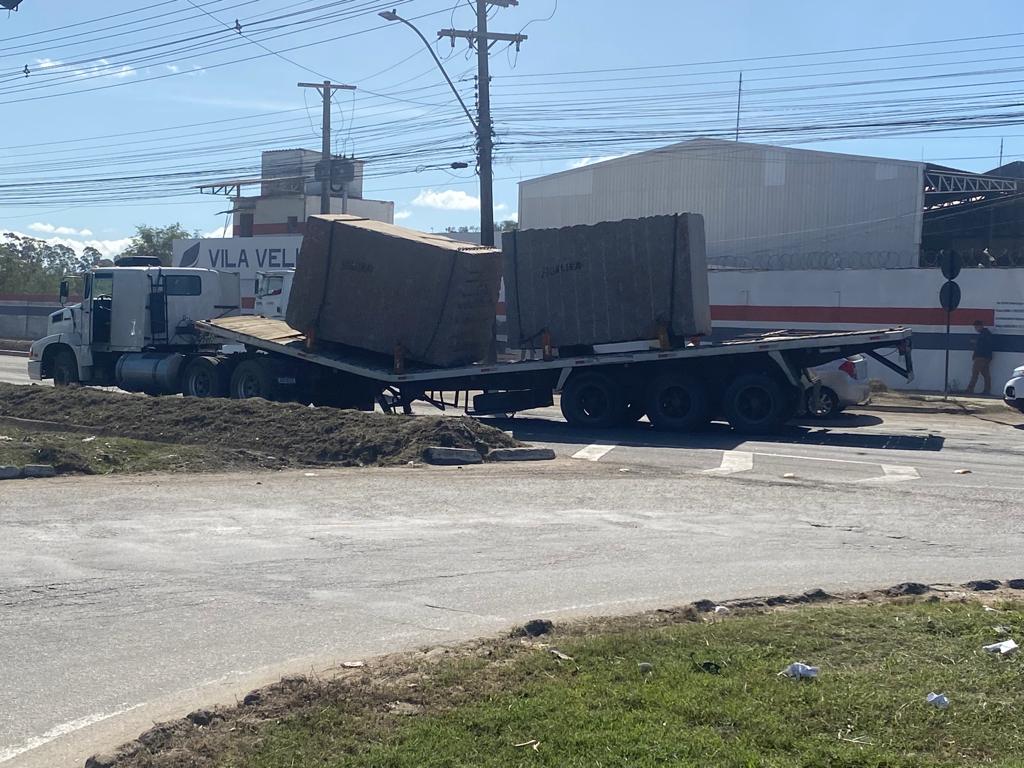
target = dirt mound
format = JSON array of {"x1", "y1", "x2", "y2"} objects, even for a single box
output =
[{"x1": 0, "y1": 384, "x2": 519, "y2": 467}]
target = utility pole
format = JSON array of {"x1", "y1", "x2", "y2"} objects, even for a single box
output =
[
  {"x1": 298, "y1": 80, "x2": 356, "y2": 215},
  {"x1": 734, "y1": 72, "x2": 743, "y2": 142},
  {"x1": 439, "y1": 1, "x2": 526, "y2": 247}
]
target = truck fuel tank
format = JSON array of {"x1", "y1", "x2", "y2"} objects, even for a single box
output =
[{"x1": 115, "y1": 353, "x2": 186, "y2": 394}]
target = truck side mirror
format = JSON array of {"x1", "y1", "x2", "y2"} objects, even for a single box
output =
[{"x1": 59, "y1": 279, "x2": 69, "y2": 305}]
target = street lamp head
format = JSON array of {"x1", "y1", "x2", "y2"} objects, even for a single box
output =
[{"x1": 378, "y1": 9, "x2": 399, "y2": 21}]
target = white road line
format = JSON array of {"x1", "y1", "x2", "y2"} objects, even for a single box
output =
[
  {"x1": 703, "y1": 450, "x2": 754, "y2": 475},
  {"x1": 857, "y1": 464, "x2": 921, "y2": 483},
  {"x1": 0, "y1": 704, "x2": 142, "y2": 765},
  {"x1": 572, "y1": 443, "x2": 617, "y2": 462}
]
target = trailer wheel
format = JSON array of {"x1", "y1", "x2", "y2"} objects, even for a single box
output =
[
  {"x1": 230, "y1": 359, "x2": 276, "y2": 400},
  {"x1": 645, "y1": 373, "x2": 708, "y2": 432},
  {"x1": 182, "y1": 356, "x2": 227, "y2": 398},
  {"x1": 560, "y1": 372, "x2": 627, "y2": 429},
  {"x1": 723, "y1": 373, "x2": 788, "y2": 434},
  {"x1": 51, "y1": 347, "x2": 79, "y2": 387}
]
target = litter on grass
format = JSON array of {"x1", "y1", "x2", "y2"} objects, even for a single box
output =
[
  {"x1": 983, "y1": 639, "x2": 1019, "y2": 655},
  {"x1": 780, "y1": 662, "x2": 819, "y2": 679},
  {"x1": 714, "y1": 605, "x2": 731, "y2": 614},
  {"x1": 927, "y1": 692, "x2": 950, "y2": 709}
]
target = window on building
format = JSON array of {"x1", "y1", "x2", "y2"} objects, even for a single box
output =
[
  {"x1": 287, "y1": 215, "x2": 299, "y2": 233},
  {"x1": 239, "y1": 212, "x2": 254, "y2": 237},
  {"x1": 165, "y1": 275, "x2": 202, "y2": 296}
]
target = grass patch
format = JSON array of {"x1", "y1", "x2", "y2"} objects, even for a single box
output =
[
  {"x1": 0, "y1": 426, "x2": 238, "y2": 474},
  {"x1": 114, "y1": 598, "x2": 1024, "y2": 767}
]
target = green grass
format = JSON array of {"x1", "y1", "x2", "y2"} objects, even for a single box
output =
[
  {"x1": 0, "y1": 426, "x2": 231, "y2": 474},
  {"x1": 221, "y1": 601, "x2": 1024, "y2": 768}
]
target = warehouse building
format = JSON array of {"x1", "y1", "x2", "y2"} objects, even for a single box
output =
[
  {"x1": 518, "y1": 139, "x2": 1024, "y2": 392},
  {"x1": 519, "y1": 138, "x2": 1022, "y2": 270}
]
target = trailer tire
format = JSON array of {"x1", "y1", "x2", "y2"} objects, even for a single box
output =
[
  {"x1": 230, "y1": 359, "x2": 276, "y2": 400},
  {"x1": 560, "y1": 372, "x2": 627, "y2": 429},
  {"x1": 51, "y1": 347, "x2": 79, "y2": 387},
  {"x1": 182, "y1": 356, "x2": 227, "y2": 398},
  {"x1": 645, "y1": 373, "x2": 708, "y2": 432},
  {"x1": 723, "y1": 373, "x2": 788, "y2": 434}
]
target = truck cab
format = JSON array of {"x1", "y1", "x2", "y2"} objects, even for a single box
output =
[
  {"x1": 253, "y1": 269, "x2": 294, "y2": 320},
  {"x1": 29, "y1": 262, "x2": 239, "y2": 389}
]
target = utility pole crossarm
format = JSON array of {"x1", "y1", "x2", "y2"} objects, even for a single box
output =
[{"x1": 438, "y1": 29, "x2": 528, "y2": 44}]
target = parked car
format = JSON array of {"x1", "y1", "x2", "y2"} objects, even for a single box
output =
[
  {"x1": 1004, "y1": 364, "x2": 1024, "y2": 413},
  {"x1": 805, "y1": 355, "x2": 870, "y2": 418}
]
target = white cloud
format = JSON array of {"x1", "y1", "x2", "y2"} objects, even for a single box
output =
[
  {"x1": 569, "y1": 153, "x2": 628, "y2": 169},
  {"x1": 73, "y1": 58, "x2": 135, "y2": 80},
  {"x1": 165, "y1": 64, "x2": 180, "y2": 74},
  {"x1": 393, "y1": 210, "x2": 413, "y2": 221},
  {"x1": 412, "y1": 188, "x2": 480, "y2": 211},
  {"x1": 203, "y1": 224, "x2": 231, "y2": 238},
  {"x1": 494, "y1": 203, "x2": 508, "y2": 212},
  {"x1": 34, "y1": 57, "x2": 62, "y2": 70},
  {"x1": 12, "y1": 230, "x2": 131, "y2": 258},
  {"x1": 29, "y1": 222, "x2": 93, "y2": 236}
]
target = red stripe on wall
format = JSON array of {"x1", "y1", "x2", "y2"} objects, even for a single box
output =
[
  {"x1": 233, "y1": 223, "x2": 306, "y2": 236},
  {"x1": 710, "y1": 305, "x2": 995, "y2": 327}
]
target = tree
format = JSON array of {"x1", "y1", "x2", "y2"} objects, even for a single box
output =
[
  {"x1": 497, "y1": 219, "x2": 519, "y2": 232},
  {"x1": 0, "y1": 233, "x2": 80, "y2": 294},
  {"x1": 118, "y1": 223, "x2": 197, "y2": 266}
]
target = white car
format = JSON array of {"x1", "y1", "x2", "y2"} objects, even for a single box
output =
[
  {"x1": 1005, "y1": 365, "x2": 1024, "y2": 413},
  {"x1": 805, "y1": 355, "x2": 870, "y2": 418}
]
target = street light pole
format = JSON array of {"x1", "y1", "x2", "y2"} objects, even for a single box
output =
[{"x1": 380, "y1": 5, "x2": 525, "y2": 247}]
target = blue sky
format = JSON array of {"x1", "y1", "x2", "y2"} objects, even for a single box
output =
[{"x1": 1, "y1": 0, "x2": 1022, "y2": 255}]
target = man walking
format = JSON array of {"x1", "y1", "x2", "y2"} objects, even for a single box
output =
[{"x1": 967, "y1": 320, "x2": 995, "y2": 395}]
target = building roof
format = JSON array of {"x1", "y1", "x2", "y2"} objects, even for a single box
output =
[{"x1": 520, "y1": 138, "x2": 926, "y2": 187}]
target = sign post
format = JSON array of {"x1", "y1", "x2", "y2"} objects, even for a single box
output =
[{"x1": 938, "y1": 252, "x2": 962, "y2": 397}]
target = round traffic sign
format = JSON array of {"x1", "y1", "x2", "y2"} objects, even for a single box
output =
[
  {"x1": 939, "y1": 251, "x2": 962, "y2": 281},
  {"x1": 939, "y1": 280, "x2": 961, "y2": 312}
]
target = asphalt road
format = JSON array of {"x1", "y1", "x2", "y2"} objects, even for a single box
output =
[
  {"x1": 2, "y1": 352, "x2": 1024, "y2": 767},
  {"x1": 0, "y1": 353, "x2": 33, "y2": 386}
]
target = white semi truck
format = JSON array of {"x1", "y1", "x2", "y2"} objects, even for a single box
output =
[{"x1": 28, "y1": 258, "x2": 914, "y2": 433}]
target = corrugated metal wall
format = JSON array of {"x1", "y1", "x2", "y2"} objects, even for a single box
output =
[{"x1": 519, "y1": 139, "x2": 925, "y2": 270}]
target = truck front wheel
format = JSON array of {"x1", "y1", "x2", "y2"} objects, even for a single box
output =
[
  {"x1": 560, "y1": 372, "x2": 627, "y2": 429},
  {"x1": 723, "y1": 373, "x2": 789, "y2": 434},
  {"x1": 230, "y1": 359, "x2": 276, "y2": 400},
  {"x1": 182, "y1": 356, "x2": 227, "y2": 398},
  {"x1": 51, "y1": 348, "x2": 79, "y2": 387},
  {"x1": 645, "y1": 372, "x2": 708, "y2": 431}
]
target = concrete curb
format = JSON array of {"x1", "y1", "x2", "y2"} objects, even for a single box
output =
[
  {"x1": 486, "y1": 447, "x2": 556, "y2": 462},
  {"x1": 422, "y1": 446, "x2": 484, "y2": 465},
  {"x1": 0, "y1": 349, "x2": 29, "y2": 357},
  {"x1": 0, "y1": 464, "x2": 56, "y2": 480}
]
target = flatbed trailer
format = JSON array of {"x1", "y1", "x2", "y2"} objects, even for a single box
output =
[{"x1": 195, "y1": 316, "x2": 914, "y2": 434}]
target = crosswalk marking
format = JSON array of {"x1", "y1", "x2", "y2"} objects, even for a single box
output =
[
  {"x1": 572, "y1": 443, "x2": 617, "y2": 462},
  {"x1": 703, "y1": 450, "x2": 754, "y2": 475}
]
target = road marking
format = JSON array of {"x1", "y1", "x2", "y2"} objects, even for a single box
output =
[
  {"x1": 856, "y1": 464, "x2": 921, "y2": 483},
  {"x1": 572, "y1": 443, "x2": 617, "y2": 462},
  {"x1": 0, "y1": 704, "x2": 142, "y2": 765},
  {"x1": 703, "y1": 450, "x2": 754, "y2": 475}
]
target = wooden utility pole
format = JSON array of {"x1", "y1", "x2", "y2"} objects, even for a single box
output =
[
  {"x1": 439, "y1": 1, "x2": 526, "y2": 247},
  {"x1": 298, "y1": 81, "x2": 356, "y2": 214}
]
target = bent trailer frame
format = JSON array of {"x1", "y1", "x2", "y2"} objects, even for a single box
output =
[{"x1": 196, "y1": 316, "x2": 914, "y2": 389}]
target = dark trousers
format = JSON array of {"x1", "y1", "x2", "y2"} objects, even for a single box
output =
[{"x1": 967, "y1": 357, "x2": 991, "y2": 395}]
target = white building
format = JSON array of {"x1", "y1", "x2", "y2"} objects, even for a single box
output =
[
  {"x1": 518, "y1": 139, "x2": 1024, "y2": 392},
  {"x1": 520, "y1": 138, "x2": 925, "y2": 270},
  {"x1": 203, "y1": 149, "x2": 394, "y2": 237}
]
